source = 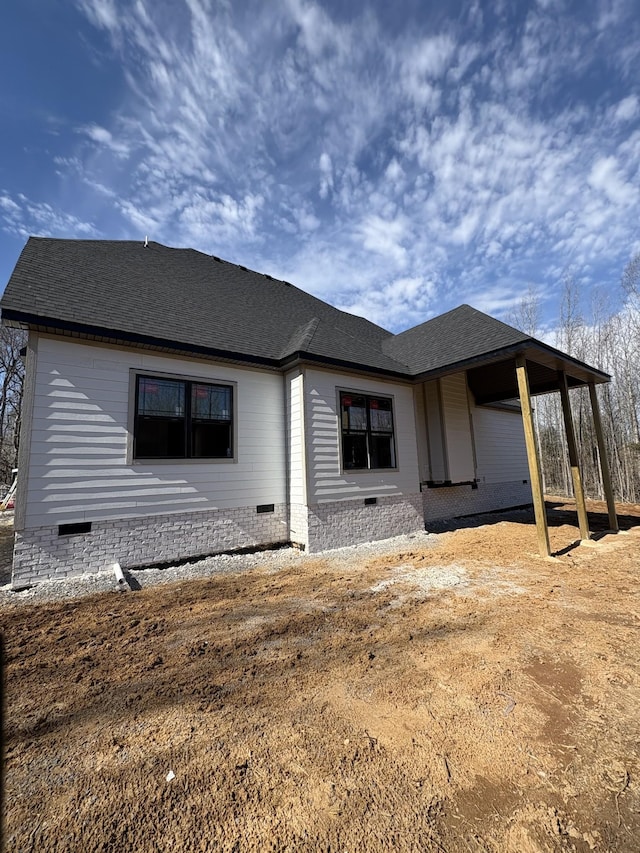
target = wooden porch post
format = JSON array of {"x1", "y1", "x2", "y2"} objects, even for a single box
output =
[
  {"x1": 559, "y1": 372, "x2": 590, "y2": 540},
  {"x1": 516, "y1": 355, "x2": 551, "y2": 556},
  {"x1": 588, "y1": 382, "x2": 618, "y2": 532}
]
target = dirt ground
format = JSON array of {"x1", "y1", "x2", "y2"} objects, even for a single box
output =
[{"x1": 2, "y1": 498, "x2": 640, "y2": 852}]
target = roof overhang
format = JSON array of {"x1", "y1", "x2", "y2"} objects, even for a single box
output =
[
  {"x1": 2, "y1": 311, "x2": 610, "y2": 400},
  {"x1": 0, "y1": 310, "x2": 282, "y2": 371},
  {"x1": 414, "y1": 340, "x2": 610, "y2": 404},
  {"x1": 2, "y1": 311, "x2": 413, "y2": 380}
]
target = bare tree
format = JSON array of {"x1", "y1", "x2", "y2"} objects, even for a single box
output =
[
  {"x1": 533, "y1": 264, "x2": 640, "y2": 504},
  {"x1": 0, "y1": 326, "x2": 26, "y2": 489},
  {"x1": 621, "y1": 252, "x2": 640, "y2": 304},
  {"x1": 508, "y1": 285, "x2": 541, "y2": 337}
]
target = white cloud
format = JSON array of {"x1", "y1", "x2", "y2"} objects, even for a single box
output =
[
  {"x1": 0, "y1": 196, "x2": 20, "y2": 214},
  {"x1": 295, "y1": 207, "x2": 320, "y2": 232},
  {"x1": 338, "y1": 274, "x2": 437, "y2": 329},
  {"x1": 463, "y1": 283, "x2": 526, "y2": 317},
  {"x1": 358, "y1": 214, "x2": 409, "y2": 268},
  {"x1": 80, "y1": 124, "x2": 131, "y2": 157},
  {"x1": 285, "y1": 0, "x2": 347, "y2": 58},
  {"x1": 400, "y1": 35, "x2": 455, "y2": 108},
  {"x1": 450, "y1": 211, "x2": 481, "y2": 246},
  {"x1": 319, "y1": 152, "x2": 333, "y2": 199},
  {"x1": 588, "y1": 156, "x2": 635, "y2": 206},
  {"x1": 611, "y1": 94, "x2": 639, "y2": 123},
  {"x1": 0, "y1": 192, "x2": 98, "y2": 241},
  {"x1": 177, "y1": 192, "x2": 265, "y2": 248},
  {"x1": 384, "y1": 158, "x2": 404, "y2": 185},
  {"x1": 75, "y1": 0, "x2": 120, "y2": 35},
  {"x1": 408, "y1": 35, "x2": 456, "y2": 78}
]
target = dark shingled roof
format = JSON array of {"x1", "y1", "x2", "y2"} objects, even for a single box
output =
[
  {"x1": 1, "y1": 237, "x2": 609, "y2": 390},
  {"x1": 0, "y1": 237, "x2": 407, "y2": 374},
  {"x1": 383, "y1": 304, "x2": 531, "y2": 374}
]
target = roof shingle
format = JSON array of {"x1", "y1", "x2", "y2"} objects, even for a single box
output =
[
  {"x1": 0, "y1": 238, "x2": 608, "y2": 388},
  {"x1": 1, "y1": 237, "x2": 405, "y2": 372},
  {"x1": 382, "y1": 304, "x2": 531, "y2": 374}
]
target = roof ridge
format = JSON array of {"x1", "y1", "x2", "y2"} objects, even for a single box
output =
[
  {"x1": 386, "y1": 303, "x2": 474, "y2": 345},
  {"x1": 280, "y1": 316, "x2": 321, "y2": 359},
  {"x1": 23, "y1": 237, "x2": 395, "y2": 337},
  {"x1": 381, "y1": 302, "x2": 532, "y2": 375}
]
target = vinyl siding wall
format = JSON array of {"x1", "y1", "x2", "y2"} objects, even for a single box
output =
[
  {"x1": 17, "y1": 335, "x2": 532, "y2": 578},
  {"x1": 413, "y1": 385, "x2": 430, "y2": 483},
  {"x1": 470, "y1": 404, "x2": 529, "y2": 484},
  {"x1": 419, "y1": 372, "x2": 531, "y2": 522},
  {"x1": 423, "y1": 381, "x2": 446, "y2": 481},
  {"x1": 304, "y1": 368, "x2": 419, "y2": 503},
  {"x1": 286, "y1": 371, "x2": 307, "y2": 506},
  {"x1": 285, "y1": 370, "x2": 308, "y2": 545},
  {"x1": 22, "y1": 335, "x2": 287, "y2": 529},
  {"x1": 440, "y1": 374, "x2": 475, "y2": 482},
  {"x1": 417, "y1": 372, "x2": 528, "y2": 487}
]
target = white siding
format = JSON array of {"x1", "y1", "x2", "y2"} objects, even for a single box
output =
[
  {"x1": 286, "y1": 370, "x2": 309, "y2": 545},
  {"x1": 24, "y1": 336, "x2": 287, "y2": 527},
  {"x1": 471, "y1": 405, "x2": 529, "y2": 484},
  {"x1": 304, "y1": 368, "x2": 419, "y2": 503},
  {"x1": 413, "y1": 385, "x2": 430, "y2": 482},
  {"x1": 440, "y1": 373, "x2": 475, "y2": 482},
  {"x1": 286, "y1": 371, "x2": 307, "y2": 506},
  {"x1": 424, "y1": 380, "x2": 447, "y2": 481},
  {"x1": 420, "y1": 374, "x2": 527, "y2": 487}
]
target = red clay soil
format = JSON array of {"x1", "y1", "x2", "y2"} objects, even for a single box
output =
[{"x1": 2, "y1": 498, "x2": 640, "y2": 852}]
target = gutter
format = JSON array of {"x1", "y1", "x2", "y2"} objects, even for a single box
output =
[
  {"x1": 1, "y1": 309, "x2": 415, "y2": 382},
  {"x1": 0, "y1": 309, "x2": 281, "y2": 370},
  {"x1": 410, "y1": 341, "x2": 611, "y2": 385},
  {"x1": 1, "y1": 309, "x2": 610, "y2": 386}
]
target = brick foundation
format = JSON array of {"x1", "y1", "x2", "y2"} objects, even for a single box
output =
[
  {"x1": 288, "y1": 502, "x2": 309, "y2": 549},
  {"x1": 12, "y1": 483, "x2": 534, "y2": 585},
  {"x1": 306, "y1": 494, "x2": 425, "y2": 552},
  {"x1": 12, "y1": 503, "x2": 288, "y2": 587},
  {"x1": 422, "y1": 481, "x2": 532, "y2": 522}
]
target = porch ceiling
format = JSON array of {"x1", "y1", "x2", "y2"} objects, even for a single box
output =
[{"x1": 430, "y1": 342, "x2": 610, "y2": 405}]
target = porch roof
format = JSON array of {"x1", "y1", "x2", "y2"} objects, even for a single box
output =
[
  {"x1": 417, "y1": 340, "x2": 610, "y2": 404},
  {"x1": 383, "y1": 304, "x2": 609, "y2": 402}
]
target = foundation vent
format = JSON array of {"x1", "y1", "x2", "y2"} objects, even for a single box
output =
[{"x1": 58, "y1": 522, "x2": 92, "y2": 536}]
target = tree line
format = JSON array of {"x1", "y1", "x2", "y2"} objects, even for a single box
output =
[
  {"x1": 509, "y1": 254, "x2": 640, "y2": 504},
  {"x1": 0, "y1": 326, "x2": 25, "y2": 491}
]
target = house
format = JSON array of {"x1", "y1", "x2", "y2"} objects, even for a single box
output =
[{"x1": 0, "y1": 237, "x2": 616, "y2": 587}]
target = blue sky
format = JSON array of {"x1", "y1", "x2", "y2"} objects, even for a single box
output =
[{"x1": 1, "y1": 0, "x2": 639, "y2": 333}]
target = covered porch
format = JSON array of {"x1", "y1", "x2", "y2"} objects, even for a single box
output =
[{"x1": 425, "y1": 340, "x2": 616, "y2": 556}]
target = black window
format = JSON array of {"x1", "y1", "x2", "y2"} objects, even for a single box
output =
[
  {"x1": 134, "y1": 375, "x2": 233, "y2": 459},
  {"x1": 340, "y1": 392, "x2": 396, "y2": 470}
]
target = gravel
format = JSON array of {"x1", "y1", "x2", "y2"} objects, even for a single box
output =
[
  {"x1": 0, "y1": 529, "x2": 439, "y2": 607},
  {"x1": 371, "y1": 564, "x2": 466, "y2": 594}
]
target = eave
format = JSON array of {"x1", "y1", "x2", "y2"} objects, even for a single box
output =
[
  {"x1": 1, "y1": 310, "x2": 413, "y2": 381},
  {"x1": 2, "y1": 310, "x2": 610, "y2": 401},
  {"x1": 411, "y1": 341, "x2": 610, "y2": 404}
]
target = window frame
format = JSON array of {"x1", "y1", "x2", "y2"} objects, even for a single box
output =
[
  {"x1": 338, "y1": 388, "x2": 398, "y2": 472},
  {"x1": 128, "y1": 370, "x2": 237, "y2": 464}
]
